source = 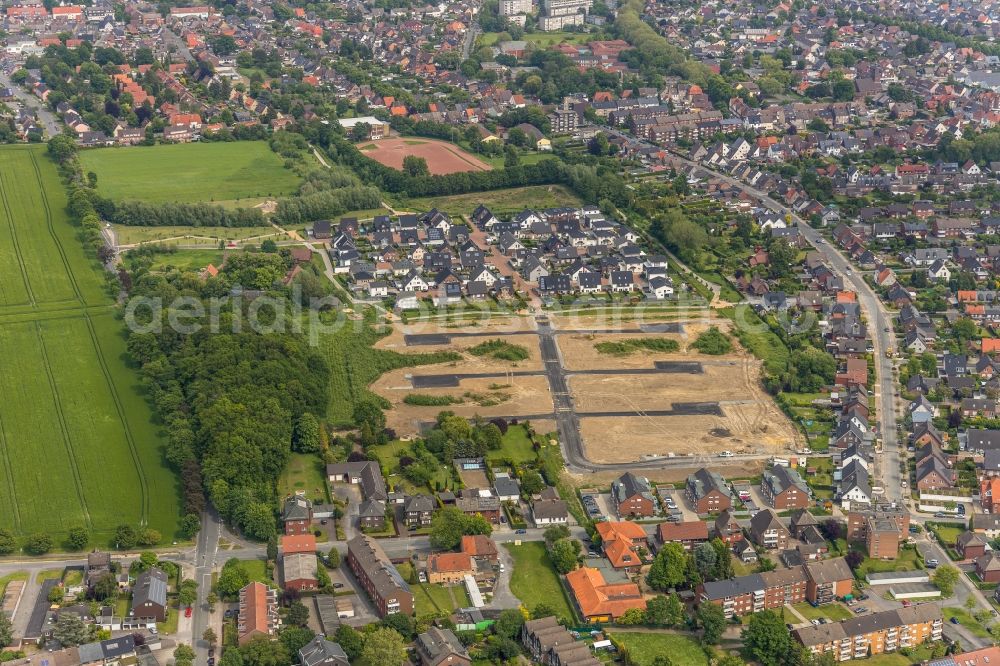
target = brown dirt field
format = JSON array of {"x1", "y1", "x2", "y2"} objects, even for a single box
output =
[
  {"x1": 568, "y1": 366, "x2": 757, "y2": 411},
  {"x1": 376, "y1": 373, "x2": 554, "y2": 435},
  {"x1": 460, "y1": 470, "x2": 490, "y2": 487},
  {"x1": 374, "y1": 316, "x2": 536, "y2": 350},
  {"x1": 356, "y1": 138, "x2": 493, "y2": 175},
  {"x1": 547, "y1": 307, "x2": 716, "y2": 331},
  {"x1": 578, "y1": 408, "x2": 796, "y2": 465},
  {"x1": 555, "y1": 321, "x2": 733, "y2": 371}
]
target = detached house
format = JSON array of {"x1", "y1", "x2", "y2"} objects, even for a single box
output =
[
  {"x1": 761, "y1": 465, "x2": 811, "y2": 510},
  {"x1": 611, "y1": 472, "x2": 655, "y2": 518},
  {"x1": 687, "y1": 468, "x2": 732, "y2": 514}
]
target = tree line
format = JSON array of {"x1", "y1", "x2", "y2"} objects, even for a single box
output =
[{"x1": 106, "y1": 200, "x2": 267, "y2": 227}]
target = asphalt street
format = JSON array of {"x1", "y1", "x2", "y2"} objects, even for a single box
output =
[{"x1": 0, "y1": 71, "x2": 60, "y2": 137}]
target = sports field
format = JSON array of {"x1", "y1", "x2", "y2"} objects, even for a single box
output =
[
  {"x1": 78, "y1": 141, "x2": 301, "y2": 204},
  {"x1": 356, "y1": 138, "x2": 493, "y2": 175},
  {"x1": 0, "y1": 145, "x2": 180, "y2": 542}
]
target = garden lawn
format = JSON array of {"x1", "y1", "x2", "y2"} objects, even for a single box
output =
[
  {"x1": 853, "y1": 545, "x2": 922, "y2": 577},
  {"x1": 942, "y1": 607, "x2": 991, "y2": 638},
  {"x1": 79, "y1": 141, "x2": 301, "y2": 204},
  {"x1": 929, "y1": 523, "x2": 963, "y2": 547},
  {"x1": 278, "y1": 453, "x2": 329, "y2": 502},
  {"x1": 504, "y1": 542, "x2": 574, "y2": 621},
  {"x1": 806, "y1": 456, "x2": 835, "y2": 500},
  {"x1": 609, "y1": 633, "x2": 709, "y2": 666},
  {"x1": 241, "y1": 559, "x2": 273, "y2": 585},
  {"x1": 792, "y1": 602, "x2": 853, "y2": 622},
  {"x1": 488, "y1": 425, "x2": 537, "y2": 464},
  {"x1": 414, "y1": 583, "x2": 471, "y2": 616}
]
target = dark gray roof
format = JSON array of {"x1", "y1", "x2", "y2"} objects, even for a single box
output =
[
  {"x1": 283, "y1": 495, "x2": 312, "y2": 521},
  {"x1": 613, "y1": 472, "x2": 652, "y2": 504},
  {"x1": 416, "y1": 626, "x2": 469, "y2": 665},
  {"x1": 794, "y1": 604, "x2": 940, "y2": 647},
  {"x1": 132, "y1": 567, "x2": 168, "y2": 609},
  {"x1": 326, "y1": 460, "x2": 387, "y2": 501},
  {"x1": 701, "y1": 573, "x2": 766, "y2": 600},
  {"x1": 764, "y1": 465, "x2": 809, "y2": 497},
  {"x1": 299, "y1": 636, "x2": 349, "y2": 666},
  {"x1": 687, "y1": 467, "x2": 729, "y2": 501}
]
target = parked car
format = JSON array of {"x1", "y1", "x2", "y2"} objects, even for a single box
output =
[
  {"x1": 184, "y1": 606, "x2": 192, "y2": 618},
  {"x1": 951, "y1": 617, "x2": 960, "y2": 625},
  {"x1": 515, "y1": 529, "x2": 527, "y2": 534}
]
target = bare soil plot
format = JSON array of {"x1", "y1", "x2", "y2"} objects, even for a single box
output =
[
  {"x1": 357, "y1": 138, "x2": 493, "y2": 175},
  {"x1": 459, "y1": 469, "x2": 490, "y2": 487},
  {"x1": 568, "y1": 365, "x2": 754, "y2": 411},
  {"x1": 375, "y1": 316, "x2": 536, "y2": 351},
  {"x1": 375, "y1": 372, "x2": 554, "y2": 435},
  {"x1": 578, "y1": 406, "x2": 795, "y2": 464}
]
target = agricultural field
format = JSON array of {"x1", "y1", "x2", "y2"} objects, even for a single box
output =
[
  {"x1": 357, "y1": 137, "x2": 492, "y2": 176},
  {"x1": 0, "y1": 145, "x2": 180, "y2": 542},
  {"x1": 79, "y1": 141, "x2": 301, "y2": 204},
  {"x1": 400, "y1": 184, "x2": 581, "y2": 216}
]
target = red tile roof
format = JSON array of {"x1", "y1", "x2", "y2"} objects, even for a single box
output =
[
  {"x1": 566, "y1": 568, "x2": 645, "y2": 620},
  {"x1": 280, "y1": 534, "x2": 316, "y2": 555}
]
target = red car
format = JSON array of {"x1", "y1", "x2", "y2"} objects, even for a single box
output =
[{"x1": 185, "y1": 607, "x2": 192, "y2": 618}]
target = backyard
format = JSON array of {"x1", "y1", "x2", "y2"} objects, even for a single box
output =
[
  {"x1": 609, "y1": 632, "x2": 709, "y2": 666},
  {"x1": 413, "y1": 582, "x2": 472, "y2": 616},
  {"x1": 853, "y1": 545, "x2": 923, "y2": 578},
  {"x1": 277, "y1": 453, "x2": 329, "y2": 502},
  {"x1": 504, "y1": 542, "x2": 575, "y2": 621},
  {"x1": 488, "y1": 424, "x2": 538, "y2": 464}
]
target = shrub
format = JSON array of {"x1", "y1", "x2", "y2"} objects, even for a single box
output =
[
  {"x1": 594, "y1": 338, "x2": 680, "y2": 356},
  {"x1": 403, "y1": 394, "x2": 463, "y2": 406},
  {"x1": 467, "y1": 339, "x2": 530, "y2": 361},
  {"x1": 692, "y1": 326, "x2": 733, "y2": 355}
]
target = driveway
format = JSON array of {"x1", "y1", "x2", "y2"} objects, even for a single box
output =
[
  {"x1": 334, "y1": 485, "x2": 363, "y2": 542},
  {"x1": 486, "y1": 547, "x2": 519, "y2": 609}
]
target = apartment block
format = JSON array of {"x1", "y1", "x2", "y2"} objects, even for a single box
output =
[
  {"x1": 794, "y1": 605, "x2": 942, "y2": 662},
  {"x1": 347, "y1": 535, "x2": 414, "y2": 617},
  {"x1": 699, "y1": 558, "x2": 853, "y2": 618}
]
